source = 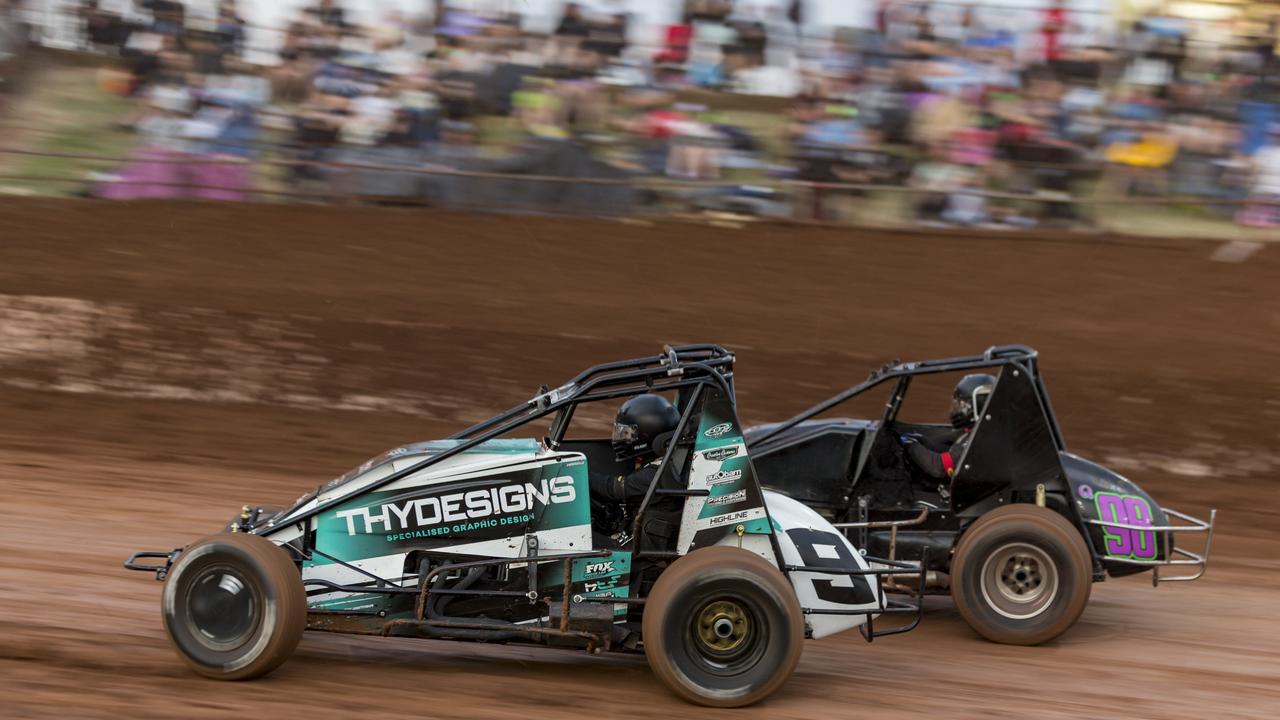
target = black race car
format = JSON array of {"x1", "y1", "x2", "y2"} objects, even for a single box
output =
[{"x1": 747, "y1": 345, "x2": 1216, "y2": 645}]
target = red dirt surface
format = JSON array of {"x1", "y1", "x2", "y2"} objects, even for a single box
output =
[{"x1": 0, "y1": 199, "x2": 1277, "y2": 718}]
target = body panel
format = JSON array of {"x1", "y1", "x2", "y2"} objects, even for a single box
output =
[
  {"x1": 1061, "y1": 452, "x2": 1170, "y2": 575},
  {"x1": 292, "y1": 444, "x2": 592, "y2": 612},
  {"x1": 763, "y1": 492, "x2": 881, "y2": 638}
]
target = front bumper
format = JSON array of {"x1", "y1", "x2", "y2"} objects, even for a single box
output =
[
  {"x1": 124, "y1": 548, "x2": 182, "y2": 581},
  {"x1": 1083, "y1": 507, "x2": 1217, "y2": 585},
  {"x1": 123, "y1": 505, "x2": 278, "y2": 581}
]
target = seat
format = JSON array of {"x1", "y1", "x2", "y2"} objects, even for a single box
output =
[{"x1": 650, "y1": 430, "x2": 691, "y2": 483}]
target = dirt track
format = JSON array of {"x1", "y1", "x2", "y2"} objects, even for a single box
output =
[{"x1": 1, "y1": 199, "x2": 1277, "y2": 718}]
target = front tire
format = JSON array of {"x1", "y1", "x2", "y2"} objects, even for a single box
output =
[
  {"x1": 950, "y1": 504, "x2": 1092, "y2": 645},
  {"x1": 162, "y1": 532, "x2": 307, "y2": 680},
  {"x1": 642, "y1": 546, "x2": 804, "y2": 707}
]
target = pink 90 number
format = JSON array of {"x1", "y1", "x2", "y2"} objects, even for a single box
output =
[{"x1": 1094, "y1": 492, "x2": 1157, "y2": 560}]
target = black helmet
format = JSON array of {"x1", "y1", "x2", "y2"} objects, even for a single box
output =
[
  {"x1": 613, "y1": 394, "x2": 680, "y2": 460},
  {"x1": 950, "y1": 374, "x2": 996, "y2": 428}
]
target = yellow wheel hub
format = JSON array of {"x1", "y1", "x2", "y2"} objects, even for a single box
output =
[{"x1": 696, "y1": 600, "x2": 750, "y2": 652}]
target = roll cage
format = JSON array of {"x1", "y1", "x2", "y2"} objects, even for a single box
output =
[
  {"x1": 749, "y1": 344, "x2": 1064, "y2": 532},
  {"x1": 256, "y1": 344, "x2": 739, "y2": 558},
  {"x1": 751, "y1": 344, "x2": 1062, "y2": 452}
]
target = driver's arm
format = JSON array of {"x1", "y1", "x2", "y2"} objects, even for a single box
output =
[
  {"x1": 592, "y1": 464, "x2": 662, "y2": 505},
  {"x1": 903, "y1": 438, "x2": 957, "y2": 480}
]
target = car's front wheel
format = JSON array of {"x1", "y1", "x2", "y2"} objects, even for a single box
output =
[
  {"x1": 642, "y1": 546, "x2": 804, "y2": 707},
  {"x1": 162, "y1": 532, "x2": 307, "y2": 680},
  {"x1": 950, "y1": 503, "x2": 1092, "y2": 645}
]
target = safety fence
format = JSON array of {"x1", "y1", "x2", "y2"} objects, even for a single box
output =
[{"x1": 0, "y1": 146, "x2": 1276, "y2": 237}]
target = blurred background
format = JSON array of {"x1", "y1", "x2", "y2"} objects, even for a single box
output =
[
  {"x1": 1, "y1": 2, "x2": 1279, "y2": 718},
  {"x1": 2, "y1": 0, "x2": 1280, "y2": 233}
]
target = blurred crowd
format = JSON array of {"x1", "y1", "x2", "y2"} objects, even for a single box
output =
[
  {"x1": 12, "y1": 0, "x2": 1280, "y2": 226},
  {"x1": 2, "y1": 0, "x2": 31, "y2": 108}
]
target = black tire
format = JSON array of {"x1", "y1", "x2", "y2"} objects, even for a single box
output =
[
  {"x1": 162, "y1": 532, "x2": 307, "y2": 680},
  {"x1": 642, "y1": 546, "x2": 804, "y2": 707},
  {"x1": 950, "y1": 504, "x2": 1092, "y2": 646}
]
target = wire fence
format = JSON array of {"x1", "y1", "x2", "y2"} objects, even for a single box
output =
[{"x1": 1, "y1": 147, "x2": 1276, "y2": 237}]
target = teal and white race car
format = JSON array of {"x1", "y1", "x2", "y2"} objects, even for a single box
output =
[{"x1": 126, "y1": 345, "x2": 923, "y2": 707}]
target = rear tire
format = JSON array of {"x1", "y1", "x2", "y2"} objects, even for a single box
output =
[
  {"x1": 162, "y1": 532, "x2": 307, "y2": 680},
  {"x1": 642, "y1": 546, "x2": 804, "y2": 707},
  {"x1": 950, "y1": 504, "x2": 1092, "y2": 645}
]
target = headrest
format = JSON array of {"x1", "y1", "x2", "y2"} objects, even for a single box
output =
[{"x1": 651, "y1": 430, "x2": 677, "y2": 457}]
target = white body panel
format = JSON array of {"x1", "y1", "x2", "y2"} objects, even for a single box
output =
[
  {"x1": 761, "y1": 491, "x2": 883, "y2": 639},
  {"x1": 267, "y1": 444, "x2": 591, "y2": 554},
  {"x1": 259, "y1": 443, "x2": 882, "y2": 636},
  {"x1": 261, "y1": 443, "x2": 592, "y2": 611}
]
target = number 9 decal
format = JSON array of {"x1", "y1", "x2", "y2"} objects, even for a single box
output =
[{"x1": 786, "y1": 528, "x2": 877, "y2": 606}]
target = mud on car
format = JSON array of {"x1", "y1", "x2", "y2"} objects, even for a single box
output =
[
  {"x1": 127, "y1": 345, "x2": 924, "y2": 707},
  {"x1": 747, "y1": 345, "x2": 1216, "y2": 646}
]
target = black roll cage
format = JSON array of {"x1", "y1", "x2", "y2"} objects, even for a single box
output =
[
  {"x1": 256, "y1": 344, "x2": 739, "y2": 562},
  {"x1": 749, "y1": 344, "x2": 1065, "y2": 452}
]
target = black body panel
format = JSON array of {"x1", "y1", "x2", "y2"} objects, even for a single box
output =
[
  {"x1": 747, "y1": 419, "x2": 872, "y2": 511},
  {"x1": 1060, "y1": 452, "x2": 1170, "y2": 576},
  {"x1": 950, "y1": 366, "x2": 1067, "y2": 512}
]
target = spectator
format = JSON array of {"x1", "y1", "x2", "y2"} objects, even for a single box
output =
[
  {"x1": 1, "y1": 0, "x2": 28, "y2": 106},
  {"x1": 550, "y1": 3, "x2": 588, "y2": 66},
  {"x1": 306, "y1": 0, "x2": 347, "y2": 31},
  {"x1": 583, "y1": 9, "x2": 628, "y2": 62},
  {"x1": 1239, "y1": 125, "x2": 1280, "y2": 227},
  {"x1": 1041, "y1": 0, "x2": 1069, "y2": 63},
  {"x1": 214, "y1": 1, "x2": 247, "y2": 58}
]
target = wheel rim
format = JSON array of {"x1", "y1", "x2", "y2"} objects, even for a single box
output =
[
  {"x1": 183, "y1": 564, "x2": 260, "y2": 651},
  {"x1": 979, "y1": 542, "x2": 1059, "y2": 620},
  {"x1": 696, "y1": 600, "x2": 751, "y2": 653},
  {"x1": 686, "y1": 596, "x2": 765, "y2": 675}
]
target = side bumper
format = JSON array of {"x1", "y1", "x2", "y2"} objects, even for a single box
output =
[
  {"x1": 782, "y1": 549, "x2": 929, "y2": 642},
  {"x1": 1083, "y1": 507, "x2": 1216, "y2": 586}
]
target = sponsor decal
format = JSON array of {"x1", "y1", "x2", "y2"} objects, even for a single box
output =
[
  {"x1": 568, "y1": 552, "x2": 631, "y2": 618},
  {"x1": 384, "y1": 515, "x2": 535, "y2": 542},
  {"x1": 703, "y1": 422, "x2": 734, "y2": 438},
  {"x1": 335, "y1": 476, "x2": 577, "y2": 537},
  {"x1": 708, "y1": 510, "x2": 752, "y2": 527},
  {"x1": 707, "y1": 489, "x2": 747, "y2": 507},
  {"x1": 706, "y1": 469, "x2": 743, "y2": 486},
  {"x1": 701, "y1": 446, "x2": 739, "y2": 462}
]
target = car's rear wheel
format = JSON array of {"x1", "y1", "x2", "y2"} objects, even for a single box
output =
[
  {"x1": 162, "y1": 532, "x2": 306, "y2": 680},
  {"x1": 642, "y1": 546, "x2": 804, "y2": 707},
  {"x1": 950, "y1": 503, "x2": 1092, "y2": 645}
]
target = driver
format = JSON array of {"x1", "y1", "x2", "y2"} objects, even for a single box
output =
[
  {"x1": 590, "y1": 393, "x2": 681, "y2": 506},
  {"x1": 901, "y1": 374, "x2": 995, "y2": 480}
]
